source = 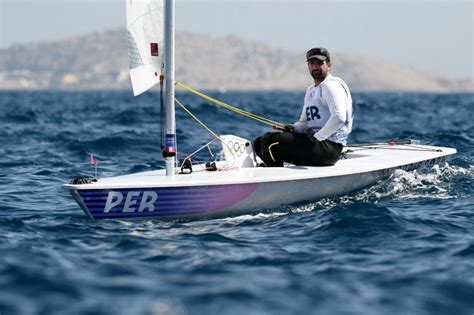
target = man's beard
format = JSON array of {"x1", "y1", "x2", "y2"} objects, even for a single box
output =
[{"x1": 311, "y1": 70, "x2": 325, "y2": 81}]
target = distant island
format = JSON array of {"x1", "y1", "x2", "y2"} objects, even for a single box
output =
[{"x1": 0, "y1": 29, "x2": 472, "y2": 93}]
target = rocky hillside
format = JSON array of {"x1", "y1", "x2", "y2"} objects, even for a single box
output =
[{"x1": 1, "y1": 29, "x2": 472, "y2": 92}]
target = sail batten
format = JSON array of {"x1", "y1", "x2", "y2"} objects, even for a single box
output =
[{"x1": 126, "y1": 0, "x2": 164, "y2": 96}]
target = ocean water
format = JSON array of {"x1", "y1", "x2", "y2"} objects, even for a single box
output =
[{"x1": 0, "y1": 90, "x2": 473, "y2": 315}]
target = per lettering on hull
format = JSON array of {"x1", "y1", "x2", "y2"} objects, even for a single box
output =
[{"x1": 104, "y1": 191, "x2": 158, "y2": 213}]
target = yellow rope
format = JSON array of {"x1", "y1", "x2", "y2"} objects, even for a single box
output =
[
  {"x1": 175, "y1": 97, "x2": 222, "y2": 141},
  {"x1": 175, "y1": 80, "x2": 285, "y2": 128}
]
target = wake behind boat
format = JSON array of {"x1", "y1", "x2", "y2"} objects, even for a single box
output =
[{"x1": 63, "y1": 0, "x2": 456, "y2": 220}]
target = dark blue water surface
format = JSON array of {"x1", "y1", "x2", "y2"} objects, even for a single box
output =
[{"x1": 0, "y1": 90, "x2": 473, "y2": 315}]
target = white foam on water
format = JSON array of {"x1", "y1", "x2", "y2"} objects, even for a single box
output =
[
  {"x1": 288, "y1": 162, "x2": 472, "y2": 213},
  {"x1": 289, "y1": 199, "x2": 339, "y2": 214},
  {"x1": 373, "y1": 162, "x2": 471, "y2": 201},
  {"x1": 213, "y1": 211, "x2": 289, "y2": 223}
]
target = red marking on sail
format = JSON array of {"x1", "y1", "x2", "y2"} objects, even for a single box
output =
[{"x1": 150, "y1": 43, "x2": 159, "y2": 56}]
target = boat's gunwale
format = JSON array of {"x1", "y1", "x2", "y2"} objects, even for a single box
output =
[{"x1": 63, "y1": 145, "x2": 456, "y2": 190}]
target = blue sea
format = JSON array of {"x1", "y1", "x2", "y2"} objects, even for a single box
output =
[{"x1": 0, "y1": 90, "x2": 473, "y2": 315}]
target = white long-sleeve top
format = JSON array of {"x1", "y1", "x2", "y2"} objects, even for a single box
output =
[{"x1": 293, "y1": 74, "x2": 353, "y2": 145}]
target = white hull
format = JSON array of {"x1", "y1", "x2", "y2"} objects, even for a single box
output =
[{"x1": 64, "y1": 143, "x2": 456, "y2": 220}]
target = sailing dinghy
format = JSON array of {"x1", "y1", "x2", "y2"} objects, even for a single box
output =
[{"x1": 63, "y1": 0, "x2": 456, "y2": 220}]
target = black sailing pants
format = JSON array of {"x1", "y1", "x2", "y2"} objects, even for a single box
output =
[{"x1": 253, "y1": 132, "x2": 343, "y2": 167}]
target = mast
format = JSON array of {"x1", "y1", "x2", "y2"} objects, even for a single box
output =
[{"x1": 164, "y1": 0, "x2": 176, "y2": 176}]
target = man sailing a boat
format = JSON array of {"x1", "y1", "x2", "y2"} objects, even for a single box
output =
[{"x1": 253, "y1": 47, "x2": 353, "y2": 167}]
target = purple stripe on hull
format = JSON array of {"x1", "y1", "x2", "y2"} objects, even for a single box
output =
[{"x1": 78, "y1": 183, "x2": 258, "y2": 219}]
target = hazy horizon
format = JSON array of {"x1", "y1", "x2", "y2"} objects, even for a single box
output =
[{"x1": 1, "y1": 0, "x2": 473, "y2": 78}]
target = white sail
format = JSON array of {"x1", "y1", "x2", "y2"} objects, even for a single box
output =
[{"x1": 126, "y1": 0, "x2": 164, "y2": 96}]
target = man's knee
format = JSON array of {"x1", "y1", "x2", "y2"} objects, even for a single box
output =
[
  {"x1": 278, "y1": 132, "x2": 294, "y2": 145},
  {"x1": 258, "y1": 132, "x2": 284, "y2": 167}
]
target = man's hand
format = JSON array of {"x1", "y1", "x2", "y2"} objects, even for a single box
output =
[
  {"x1": 284, "y1": 124, "x2": 294, "y2": 132},
  {"x1": 273, "y1": 124, "x2": 294, "y2": 132}
]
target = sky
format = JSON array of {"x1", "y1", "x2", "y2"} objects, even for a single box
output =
[{"x1": 1, "y1": 0, "x2": 473, "y2": 78}]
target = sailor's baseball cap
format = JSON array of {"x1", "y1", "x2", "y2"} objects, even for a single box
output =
[{"x1": 306, "y1": 47, "x2": 330, "y2": 62}]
